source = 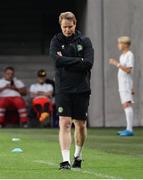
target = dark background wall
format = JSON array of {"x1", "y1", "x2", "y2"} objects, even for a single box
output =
[{"x1": 0, "y1": 0, "x2": 86, "y2": 54}]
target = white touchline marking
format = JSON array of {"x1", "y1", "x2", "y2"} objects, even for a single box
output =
[{"x1": 33, "y1": 160, "x2": 120, "y2": 179}]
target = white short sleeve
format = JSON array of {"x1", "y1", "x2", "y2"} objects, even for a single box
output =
[
  {"x1": 29, "y1": 84, "x2": 37, "y2": 93},
  {"x1": 46, "y1": 84, "x2": 53, "y2": 92},
  {"x1": 14, "y1": 79, "x2": 25, "y2": 88},
  {"x1": 0, "y1": 79, "x2": 8, "y2": 88},
  {"x1": 126, "y1": 53, "x2": 134, "y2": 68}
]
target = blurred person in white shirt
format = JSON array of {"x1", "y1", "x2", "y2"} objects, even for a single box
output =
[
  {"x1": 0, "y1": 66, "x2": 28, "y2": 127},
  {"x1": 29, "y1": 69, "x2": 53, "y2": 123},
  {"x1": 109, "y1": 36, "x2": 135, "y2": 136}
]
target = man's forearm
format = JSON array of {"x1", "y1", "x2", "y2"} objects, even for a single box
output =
[
  {"x1": 0, "y1": 85, "x2": 11, "y2": 92},
  {"x1": 54, "y1": 55, "x2": 82, "y2": 68},
  {"x1": 17, "y1": 88, "x2": 27, "y2": 96},
  {"x1": 65, "y1": 60, "x2": 93, "y2": 72},
  {"x1": 0, "y1": 87, "x2": 6, "y2": 92},
  {"x1": 65, "y1": 43, "x2": 94, "y2": 72}
]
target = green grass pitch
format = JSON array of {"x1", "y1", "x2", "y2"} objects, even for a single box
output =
[{"x1": 0, "y1": 128, "x2": 143, "y2": 179}]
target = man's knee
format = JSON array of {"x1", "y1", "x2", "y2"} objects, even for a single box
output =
[
  {"x1": 74, "y1": 120, "x2": 87, "y2": 131},
  {"x1": 59, "y1": 116, "x2": 72, "y2": 131}
]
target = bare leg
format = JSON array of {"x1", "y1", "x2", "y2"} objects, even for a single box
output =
[
  {"x1": 59, "y1": 116, "x2": 72, "y2": 162},
  {"x1": 73, "y1": 120, "x2": 87, "y2": 159}
]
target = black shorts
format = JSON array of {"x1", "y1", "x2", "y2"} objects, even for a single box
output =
[{"x1": 55, "y1": 93, "x2": 90, "y2": 120}]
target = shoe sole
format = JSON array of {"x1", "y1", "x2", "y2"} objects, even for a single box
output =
[
  {"x1": 59, "y1": 168, "x2": 71, "y2": 170},
  {"x1": 120, "y1": 134, "x2": 134, "y2": 137}
]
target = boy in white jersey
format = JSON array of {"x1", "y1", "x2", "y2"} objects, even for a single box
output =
[{"x1": 109, "y1": 36, "x2": 135, "y2": 136}]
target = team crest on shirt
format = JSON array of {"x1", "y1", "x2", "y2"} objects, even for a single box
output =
[
  {"x1": 58, "y1": 107, "x2": 64, "y2": 113},
  {"x1": 61, "y1": 45, "x2": 65, "y2": 49},
  {"x1": 77, "y1": 44, "x2": 83, "y2": 51}
]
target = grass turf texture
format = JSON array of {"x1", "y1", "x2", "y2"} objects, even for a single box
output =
[{"x1": 0, "y1": 128, "x2": 143, "y2": 179}]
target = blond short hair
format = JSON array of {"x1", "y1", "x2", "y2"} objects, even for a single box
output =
[
  {"x1": 118, "y1": 36, "x2": 131, "y2": 46},
  {"x1": 59, "y1": 12, "x2": 77, "y2": 24}
]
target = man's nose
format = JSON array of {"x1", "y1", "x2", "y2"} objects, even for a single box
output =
[{"x1": 65, "y1": 28, "x2": 70, "y2": 32}]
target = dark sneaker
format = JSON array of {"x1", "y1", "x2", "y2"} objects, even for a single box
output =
[
  {"x1": 59, "y1": 161, "x2": 71, "y2": 170},
  {"x1": 72, "y1": 157, "x2": 82, "y2": 168}
]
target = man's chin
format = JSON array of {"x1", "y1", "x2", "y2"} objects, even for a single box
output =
[{"x1": 64, "y1": 33, "x2": 73, "y2": 37}]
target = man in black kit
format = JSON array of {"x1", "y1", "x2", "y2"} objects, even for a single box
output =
[{"x1": 50, "y1": 12, "x2": 94, "y2": 170}]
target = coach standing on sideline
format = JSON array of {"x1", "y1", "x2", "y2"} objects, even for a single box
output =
[{"x1": 50, "y1": 12, "x2": 94, "y2": 170}]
